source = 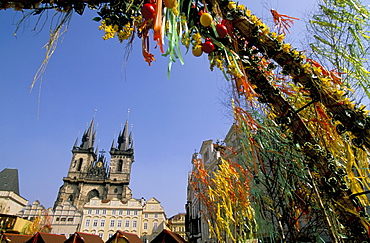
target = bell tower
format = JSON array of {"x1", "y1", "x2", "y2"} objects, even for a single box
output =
[
  {"x1": 68, "y1": 119, "x2": 97, "y2": 179},
  {"x1": 54, "y1": 119, "x2": 100, "y2": 209},
  {"x1": 108, "y1": 120, "x2": 134, "y2": 200}
]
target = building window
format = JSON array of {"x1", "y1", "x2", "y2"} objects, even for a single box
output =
[
  {"x1": 143, "y1": 222, "x2": 148, "y2": 230},
  {"x1": 133, "y1": 210, "x2": 138, "y2": 216},
  {"x1": 61, "y1": 218, "x2": 66, "y2": 222},
  {"x1": 93, "y1": 219, "x2": 98, "y2": 227},
  {"x1": 117, "y1": 220, "x2": 122, "y2": 228},
  {"x1": 117, "y1": 160, "x2": 123, "y2": 172},
  {"x1": 87, "y1": 209, "x2": 92, "y2": 215},
  {"x1": 85, "y1": 219, "x2": 90, "y2": 227},
  {"x1": 112, "y1": 210, "x2": 116, "y2": 215},
  {"x1": 118, "y1": 210, "x2": 123, "y2": 215},
  {"x1": 95, "y1": 209, "x2": 99, "y2": 214},
  {"x1": 98, "y1": 233, "x2": 103, "y2": 238},
  {"x1": 126, "y1": 210, "x2": 130, "y2": 216},
  {"x1": 56, "y1": 217, "x2": 60, "y2": 222},
  {"x1": 108, "y1": 233, "x2": 113, "y2": 239},
  {"x1": 151, "y1": 205, "x2": 154, "y2": 209},
  {"x1": 125, "y1": 220, "x2": 130, "y2": 228},
  {"x1": 154, "y1": 222, "x2": 158, "y2": 230},
  {"x1": 144, "y1": 214, "x2": 148, "y2": 218},
  {"x1": 154, "y1": 213, "x2": 158, "y2": 218},
  {"x1": 77, "y1": 158, "x2": 83, "y2": 171},
  {"x1": 67, "y1": 218, "x2": 73, "y2": 223},
  {"x1": 100, "y1": 219, "x2": 105, "y2": 227},
  {"x1": 110, "y1": 220, "x2": 115, "y2": 227},
  {"x1": 133, "y1": 220, "x2": 137, "y2": 228},
  {"x1": 102, "y1": 209, "x2": 106, "y2": 215}
]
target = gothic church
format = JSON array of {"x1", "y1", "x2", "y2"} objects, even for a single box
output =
[{"x1": 54, "y1": 119, "x2": 134, "y2": 211}]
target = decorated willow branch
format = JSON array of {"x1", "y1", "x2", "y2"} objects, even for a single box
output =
[{"x1": 3, "y1": 0, "x2": 370, "y2": 241}]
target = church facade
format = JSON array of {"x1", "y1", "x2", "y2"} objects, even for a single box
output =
[{"x1": 54, "y1": 119, "x2": 134, "y2": 211}]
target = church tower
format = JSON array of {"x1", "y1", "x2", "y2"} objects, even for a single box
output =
[
  {"x1": 54, "y1": 118, "x2": 134, "y2": 211},
  {"x1": 108, "y1": 120, "x2": 134, "y2": 200}
]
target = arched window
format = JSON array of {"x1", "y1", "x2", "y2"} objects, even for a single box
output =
[
  {"x1": 87, "y1": 189, "x2": 100, "y2": 201},
  {"x1": 68, "y1": 195, "x2": 73, "y2": 202},
  {"x1": 117, "y1": 160, "x2": 123, "y2": 172},
  {"x1": 77, "y1": 158, "x2": 83, "y2": 171}
]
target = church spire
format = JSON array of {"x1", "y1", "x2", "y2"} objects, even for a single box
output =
[
  {"x1": 80, "y1": 118, "x2": 96, "y2": 151},
  {"x1": 111, "y1": 118, "x2": 134, "y2": 154},
  {"x1": 117, "y1": 119, "x2": 130, "y2": 150}
]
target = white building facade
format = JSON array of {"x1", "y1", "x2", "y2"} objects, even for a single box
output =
[
  {"x1": 80, "y1": 197, "x2": 166, "y2": 242},
  {"x1": 0, "y1": 191, "x2": 28, "y2": 216}
]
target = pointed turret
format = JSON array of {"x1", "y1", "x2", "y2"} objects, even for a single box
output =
[
  {"x1": 118, "y1": 120, "x2": 129, "y2": 151},
  {"x1": 80, "y1": 119, "x2": 96, "y2": 150},
  {"x1": 72, "y1": 137, "x2": 78, "y2": 150},
  {"x1": 111, "y1": 119, "x2": 133, "y2": 153}
]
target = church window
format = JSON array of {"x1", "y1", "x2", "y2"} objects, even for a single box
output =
[
  {"x1": 117, "y1": 160, "x2": 123, "y2": 172},
  {"x1": 114, "y1": 188, "x2": 118, "y2": 193},
  {"x1": 85, "y1": 219, "x2": 90, "y2": 227},
  {"x1": 125, "y1": 220, "x2": 130, "y2": 228},
  {"x1": 100, "y1": 219, "x2": 105, "y2": 227},
  {"x1": 112, "y1": 210, "x2": 116, "y2": 215},
  {"x1": 93, "y1": 219, "x2": 98, "y2": 227},
  {"x1": 68, "y1": 195, "x2": 73, "y2": 202},
  {"x1": 117, "y1": 220, "x2": 122, "y2": 228},
  {"x1": 143, "y1": 222, "x2": 148, "y2": 230},
  {"x1": 133, "y1": 220, "x2": 137, "y2": 228},
  {"x1": 77, "y1": 158, "x2": 83, "y2": 171},
  {"x1": 204, "y1": 150, "x2": 209, "y2": 162},
  {"x1": 110, "y1": 219, "x2": 115, "y2": 227},
  {"x1": 87, "y1": 209, "x2": 92, "y2": 215}
]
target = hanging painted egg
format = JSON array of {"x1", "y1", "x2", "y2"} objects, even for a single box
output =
[
  {"x1": 192, "y1": 45, "x2": 203, "y2": 57},
  {"x1": 141, "y1": 3, "x2": 156, "y2": 19},
  {"x1": 202, "y1": 40, "x2": 214, "y2": 53},
  {"x1": 200, "y1": 12, "x2": 213, "y2": 27},
  {"x1": 216, "y1": 24, "x2": 228, "y2": 38}
]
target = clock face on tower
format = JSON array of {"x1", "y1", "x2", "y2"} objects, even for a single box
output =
[{"x1": 96, "y1": 161, "x2": 103, "y2": 168}]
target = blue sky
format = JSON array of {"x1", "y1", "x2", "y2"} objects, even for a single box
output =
[{"x1": 0, "y1": 0, "x2": 316, "y2": 217}]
